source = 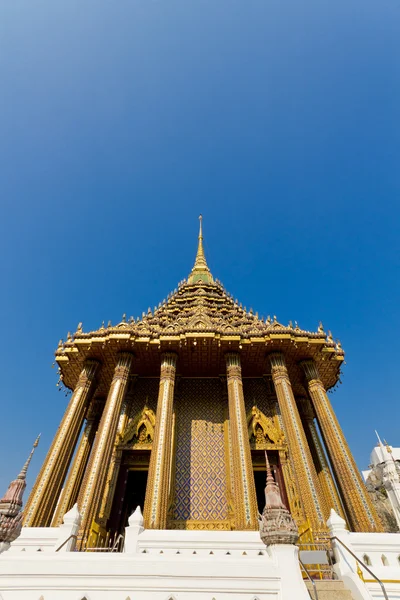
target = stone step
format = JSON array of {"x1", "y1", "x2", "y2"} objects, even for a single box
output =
[{"x1": 305, "y1": 579, "x2": 354, "y2": 600}]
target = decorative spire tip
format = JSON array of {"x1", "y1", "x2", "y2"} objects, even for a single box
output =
[{"x1": 187, "y1": 215, "x2": 213, "y2": 284}]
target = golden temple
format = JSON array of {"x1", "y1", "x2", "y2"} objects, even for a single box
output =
[{"x1": 23, "y1": 216, "x2": 382, "y2": 548}]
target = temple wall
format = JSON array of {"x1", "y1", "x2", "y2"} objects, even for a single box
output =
[
  {"x1": 171, "y1": 378, "x2": 229, "y2": 526},
  {"x1": 126, "y1": 377, "x2": 159, "y2": 419},
  {"x1": 243, "y1": 377, "x2": 278, "y2": 419}
]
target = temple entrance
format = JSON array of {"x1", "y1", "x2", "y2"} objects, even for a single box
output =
[
  {"x1": 252, "y1": 450, "x2": 289, "y2": 513},
  {"x1": 107, "y1": 450, "x2": 150, "y2": 538}
]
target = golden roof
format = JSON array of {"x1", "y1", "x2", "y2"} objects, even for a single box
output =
[{"x1": 55, "y1": 217, "x2": 344, "y2": 396}]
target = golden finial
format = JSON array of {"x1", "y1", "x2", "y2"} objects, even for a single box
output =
[
  {"x1": 67, "y1": 331, "x2": 72, "y2": 342},
  {"x1": 327, "y1": 330, "x2": 333, "y2": 342},
  {"x1": 187, "y1": 215, "x2": 213, "y2": 284},
  {"x1": 76, "y1": 322, "x2": 83, "y2": 334},
  {"x1": 318, "y1": 321, "x2": 324, "y2": 334},
  {"x1": 57, "y1": 339, "x2": 63, "y2": 349}
]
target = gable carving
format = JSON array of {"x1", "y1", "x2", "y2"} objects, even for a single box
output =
[
  {"x1": 247, "y1": 405, "x2": 284, "y2": 447},
  {"x1": 121, "y1": 405, "x2": 156, "y2": 447}
]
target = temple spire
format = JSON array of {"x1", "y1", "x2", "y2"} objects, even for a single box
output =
[
  {"x1": 259, "y1": 451, "x2": 299, "y2": 546},
  {"x1": 187, "y1": 215, "x2": 214, "y2": 284},
  {"x1": 0, "y1": 436, "x2": 40, "y2": 552},
  {"x1": 264, "y1": 451, "x2": 285, "y2": 510},
  {"x1": 18, "y1": 434, "x2": 40, "y2": 480}
]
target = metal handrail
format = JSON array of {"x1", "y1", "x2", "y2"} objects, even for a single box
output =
[
  {"x1": 299, "y1": 559, "x2": 319, "y2": 600},
  {"x1": 55, "y1": 534, "x2": 77, "y2": 552},
  {"x1": 111, "y1": 534, "x2": 124, "y2": 553},
  {"x1": 298, "y1": 542, "x2": 335, "y2": 579},
  {"x1": 330, "y1": 536, "x2": 389, "y2": 600}
]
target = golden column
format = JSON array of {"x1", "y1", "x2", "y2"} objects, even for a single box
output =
[
  {"x1": 51, "y1": 397, "x2": 103, "y2": 527},
  {"x1": 77, "y1": 352, "x2": 133, "y2": 541},
  {"x1": 24, "y1": 359, "x2": 100, "y2": 527},
  {"x1": 300, "y1": 359, "x2": 382, "y2": 532},
  {"x1": 225, "y1": 352, "x2": 258, "y2": 530},
  {"x1": 97, "y1": 397, "x2": 131, "y2": 526},
  {"x1": 269, "y1": 352, "x2": 327, "y2": 530},
  {"x1": 144, "y1": 352, "x2": 177, "y2": 529},
  {"x1": 298, "y1": 396, "x2": 345, "y2": 521}
]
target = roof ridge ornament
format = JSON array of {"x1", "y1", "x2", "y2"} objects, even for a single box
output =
[{"x1": 187, "y1": 215, "x2": 214, "y2": 285}]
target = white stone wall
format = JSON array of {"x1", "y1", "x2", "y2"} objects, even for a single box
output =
[
  {"x1": 0, "y1": 507, "x2": 311, "y2": 600},
  {"x1": 328, "y1": 509, "x2": 400, "y2": 600}
]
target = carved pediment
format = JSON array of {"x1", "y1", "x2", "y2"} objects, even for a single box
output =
[
  {"x1": 246, "y1": 405, "x2": 284, "y2": 447},
  {"x1": 122, "y1": 405, "x2": 156, "y2": 447}
]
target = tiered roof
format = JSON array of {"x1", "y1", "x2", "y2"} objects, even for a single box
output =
[{"x1": 55, "y1": 217, "x2": 344, "y2": 395}]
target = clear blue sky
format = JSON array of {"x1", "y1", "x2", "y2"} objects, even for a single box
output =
[{"x1": 0, "y1": 1, "x2": 399, "y2": 497}]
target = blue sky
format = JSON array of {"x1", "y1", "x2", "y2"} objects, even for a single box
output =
[{"x1": 0, "y1": 0, "x2": 399, "y2": 497}]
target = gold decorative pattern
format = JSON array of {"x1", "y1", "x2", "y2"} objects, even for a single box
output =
[
  {"x1": 121, "y1": 405, "x2": 156, "y2": 447},
  {"x1": 246, "y1": 405, "x2": 284, "y2": 448},
  {"x1": 51, "y1": 397, "x2": 103, "y2": 526},
  {"x1": 170, "y1": 379, "x2": 228, "y2": 526},
  {"x1": 98, "y1": 396, "x2": 131, "y2": 525},
  {"x1": 297, "y1": 395, "x2": 345, "y2": 521},
  {"x1": 226, "y1": 353, "x2": 258, "y2": 530},
  {"x1": 169, "y1": 520, "x2": 231, "y2": 530},
  {"x1": 99, "y1": 379, "x2": 159, "y2": 526},
  {"x1": 77, "y1": 352, "x2": 133, "y2": 544},
  {"x1": 143, "y1": 353, "x2": 177, "y2": 529},
  {"x1": 301, "y1": 359, "x2": 383, "y2": 532},
  {"x1": 24, "y1": 359, "x2": 99, "y2": 527},
  {"x1": 269, "y1": 352, "x2": 327, "y2": 529}
]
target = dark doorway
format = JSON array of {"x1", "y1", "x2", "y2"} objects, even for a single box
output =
[
  {"x1": 254, "y1": 470, "x2": 267, "y2": 513},
  {"x1": 119, "y1": 470, "x2": 148, "y2": 530},
  {"x1": 108, "y1": 459, "x2": 149, "y2": 538}
]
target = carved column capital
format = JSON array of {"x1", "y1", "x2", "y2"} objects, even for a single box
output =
[
  {"x1": 160, "y1": 352, "x2": 178, "y2": 380},
  {"x1": 268, "y1": 352, "x2": 289, "y2": 380},
  {"x1": 113, "y1": 352, "x2": 134, "y2": 381},
  {"x1": 300, "y1": 359, "x2": 320, "y2": 383},
  {"x1": 225, "y1": 352, "x2": 242, "y2": 379}
]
